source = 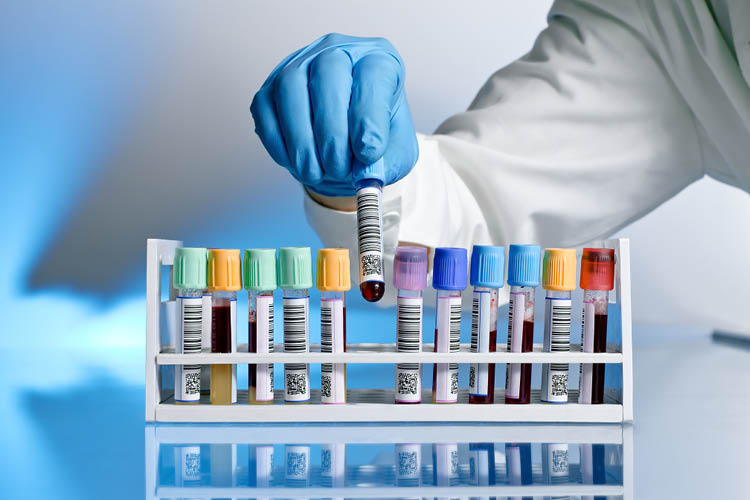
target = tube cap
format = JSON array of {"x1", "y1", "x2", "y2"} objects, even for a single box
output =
[
  {"x1": 316, "y1": 248, "x2": 351, "y2": 292},
  {"x1": 432, "y1": 247, "x2": 468, "y2": 291},
  {"x1": 580, "y1": 248, "x2": 616, "y2": 291},
  {"x1": 507, "y1": 244, "x2": 541, "y2": 287},
  {"x1": 207, "y1": 249, "x2": 242, "y2": 292},
  {"x1": 393, "y1": 246, "x2": 428, "y2": 290},
  {"x1": 278, "y1": 247, "x2": 313, "y2": 289},
  {"x1": 542, "y1": 248, "x2": 577, "y2": 291},
  {"x1": 173, "y1": 247, "x2": 208, "y2": 290},
  {"x1": 243, "y1": 248, "x2": 277, "y2": 291},
  {"x1": 470, "y1": 245, "x2": 505, "y2": 288}
]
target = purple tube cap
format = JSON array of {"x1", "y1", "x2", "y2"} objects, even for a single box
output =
[{"x1": 393, "y1": 246, "x2": 428, "y2": 290}]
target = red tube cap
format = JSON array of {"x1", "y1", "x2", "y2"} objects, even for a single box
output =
[{"x1": 580, "y1": 248, "x2": 616, "y2": 291}]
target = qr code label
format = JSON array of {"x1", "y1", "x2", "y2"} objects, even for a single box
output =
[
  {"x1": 397, "y1": 372, "x2": 418, "y2": 395},
  {"x1": 450, "y1": 371, "x2": 459, "y2": 395},
  {"x1": 361, "y1": 253, "x2": 382, "y2": 278},
  {"x1": 551, "y1": 373, "x2": 568, "y2": 397},
  {"x1": 286, "y1": 451, "x2": 307, "y2": 477},
  {"x1": 468, "y1": 366, "x2": 476, "y2": 391},
  {"x1": 398, "y1": 451, "x2": 418, "y2": 477},
  {"x1": 321, "y1": 448, "x2": 331, "y2": 473},
  {"x1": 185, "y1": 371, "x2": 200, "y2": 395},
  {"x1": 552, "y1": 448, "x2": 568, "y2": 473},
  {"x1": 321, "y1": 374, "x2": 332, "y2": 398},
  {"x1": 286, "y1": 372, "x2": 307, "y2": 396},
  {"x1": 184, "y1": 452, "x2": 200, "y2": 480}
]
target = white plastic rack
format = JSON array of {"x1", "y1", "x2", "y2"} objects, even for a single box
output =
[{"x1": 146, "y1": 238, "x2": 633, "y2": 423}]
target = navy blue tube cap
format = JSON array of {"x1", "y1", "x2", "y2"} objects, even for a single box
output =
[
  {"x1": 432, "y1": 247, "x2": 468, "y2": 290},
  {"x1": 507, "y1": 244, "x2": 541, "y2": 287},
  {"x1": 470, "y1": 245, "x2": 505, "y2": 288}
]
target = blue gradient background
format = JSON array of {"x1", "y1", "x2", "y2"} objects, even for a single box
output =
[{"x1": 1, "y1": 2, "x2": 748, "y2": 499}]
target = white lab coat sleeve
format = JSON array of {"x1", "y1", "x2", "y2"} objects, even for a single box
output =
[{"x1": 305, "y1": 0, "x2": 707, "y2": 306}]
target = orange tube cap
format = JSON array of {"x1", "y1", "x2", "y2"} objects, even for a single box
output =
[{"x1": 208, "y1": 249, "x2": 242, "y2": 292}]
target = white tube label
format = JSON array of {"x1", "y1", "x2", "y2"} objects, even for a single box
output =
[
  {"x1": 285, "y1": 445, "x2": 310, "y2": 482},
  {"x1": 175, "y1": 296, "x2": 202, "y2": 403},
  {"x1": 321, "y1": 298, "x2": 346, "y2": 404},
  {"x1": 252, "y1": 445, "x2": 273, "y2": 488},
  {"x1": 432, "y1": 443, "x2": 458, "y2": 486},
  {"x1": 541, "y1": 297, "x2": 571, "y2": 403},
  {"x1": 321, "y1": 443, "x2": 345, "y2": 486},
  {"x1": 435, "y1": 296, "x2": 461, "y2": 403},
  {"x1": 542, "y1": 443, "x2": 569, "y2": 484},
  {"x1": 396, "y1": 443, "x2": 422, "y2": 481},
  {"x1": 356, "y1": 186, "x2": 385, "y2": 283},
  {"x1": 176, "y1": 445, "x2": 201, "y2": 484},
  {"x1": 505, "y1": 291, "x2": 526, "y2": 398},
  {"x1": 396, "y1": 296, "x2": 423, "y2": 403},
  {"x1": 254, "y1": 295, "x2": 274, "y2": 402},
  {"x1": 469, "y1": 291, "x2": 491, "y2": 396},
  {"x1": 578, "y1": 300, "x2": 596, "y2": 404},
  {"x1": 283, "y1": 296, "x2": 310, "y2": 402}
]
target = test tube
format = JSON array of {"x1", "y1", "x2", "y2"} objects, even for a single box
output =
[
  {"x1": 395, "y1": 443, "x2": 422, "y2": 487},
  {"x1": 249, "y1": 444, "x2": 273, "y2": 488},
  {"x1": 542, "y1": 442, "x2": 569, "y2": 493},
  {"x1": 321, "y1": 443, "x2": 346, "y2": 488},
  {"x1": 278, "y1": 247, "x2": 313, "y2": 403},
  {"x1": 468, "y1": 442, "x2": 496, "y2": 489},
  {"x1": 207, "y1": 249, "x2": 241, "y2": 405},
  {"x1": 173, "y1": 247, "x2": 208, "y2": 404},
  {"x1": 468, "y1": 245, "x2": 505, "y2": 404},
  {"x1": 431, "y1": 247, "x2": 467, "y2": 404},
  {"x1": 578, "y1": 248, "x2": 616, "y2": 404},
  {"x1": 431, "y1": 443, "x2": 459, "y2": 490},
  {"x1": 354, "y1": 159, "x2": 386, "y2": 302},
  {"x1": 285, "y1": 444, "x2": 311, "y2": 487},
  {"x1": 244, "y1": 248, "x2": 277, "y2": 405},
  {"x1": 540, "y1": 248, "x2": 576, "y2": 404},
  {"x1": 505, "y1": 244, "x2": 541, "y2": 405},
  {"x1": 505, "y1": 442, "x2": 533, "y2": 500},
  {"x1": 393, "y1": 246, "x2": 428, "y2": 404},
  {"x1": 317, "y1": 248, "x2": 351, "y2": 404}
]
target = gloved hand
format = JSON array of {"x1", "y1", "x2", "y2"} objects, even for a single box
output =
[{"x1": 250, "y1": 33, "x2": 419, "y2": 197}]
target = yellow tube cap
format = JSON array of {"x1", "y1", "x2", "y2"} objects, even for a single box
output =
[
  {"x1": 208, "y1": 249, "x2": 242, "y2": 291},
  {"x1": 316, "y1": 248, "x2": 351, "y2": 292},
  {"x1": 542, "y1": 248, "x2": 577, "y2": 291}
]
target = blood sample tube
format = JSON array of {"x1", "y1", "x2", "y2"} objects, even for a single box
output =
[
  {"x1": 278, "y1": 247, "x2": 313, "y2": 403},
  {"x1": 354, "y1": 159, "x2": 386, "y2": 302},
  {"x1": 393, "y1": 246, "x2": 428, "y2": 404},
  {"x1": 207, "y1": 249, "x2": 241, "y2": 405},
  {"x1": 505, "y1": 244, "x2": 541, "y2": 405},
  {"x1": 317, "y1": 248, "x2": 351, "y2": 404},
  {"x1": 578, "y1": 248, "x2": 616, "y2": 405},
  {"x1": 173, "y1": 247, "x2": 208, "y2": 404},
  {"x1": 468, "y1": 245, "x2": 505, "y2": 404},
  {"x1": 431, "y1": 248, "x2": 467, "y2": 404},
  {"x1": 244, "y1": 248, "x2": 277, "y2": 405},
  {"x1": 540, "y1": 248, "x2": 576, "y2": 404}
]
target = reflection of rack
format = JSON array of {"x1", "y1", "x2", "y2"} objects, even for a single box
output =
[
  {"x1": 146, "y1": 238, "x2": 633, "y2": 423},
  {"x1": 145, "y1": 424, "x2": 633, "y2": 499}
]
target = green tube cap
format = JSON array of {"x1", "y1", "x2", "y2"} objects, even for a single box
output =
[
  {"x1": 244, "y1": 248, "x2": 277, "y2": 291},
  {"x1": 278, "y1": 247, "x2": 313, "y2": 289},
  {"x1": 173, "y1": 247, "x2": 208, "y2": 289}
]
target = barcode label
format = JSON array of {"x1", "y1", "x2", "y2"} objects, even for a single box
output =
[
  {"x1": 396, "y1": 443, "x2": 421, "y2": 480},
  {"x1": 177, "y1": 445, "x2": 201, "y2": 483},
  {"x1": 356, "y1": 186, "x2": 384, "y2": 282},
  {"x1": 396, "y1": 296, "x2": 422, "y2": 402},
  {"x1": 541, "y1": 297, "x2": 571, "y2": 402},
  {"x1": 542, "y1": 443, "x2": 569, "y2": 484},
  {"x1": 578, "y1": 300, "x2": 596, "y2": 404},
  {"x1": 255, "y1": 295, "x2": 274, "y2": 402},
  {"x1": 505, "y1": 291, "x2": 525, "y2": 398},
  {"x1": 284, "y1": 296, "x2": 310, "y2": 402},
  {"x1": 321, "y1": 299, "x2": 346, "y2": 404},
  {"x1": 435, "y1": 296, "x2": 461, "y2": 402},
  {"x1": 285, "y1": 445, "x2": 310, "y2": 481},
  {"x1": 176, "y1": 297, "x2": 202, "y2": 402},
  {"x1": 469, "y1": 291, "x2": 491, "y2": 396}
]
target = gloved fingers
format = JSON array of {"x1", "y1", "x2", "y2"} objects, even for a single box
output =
[
  {"x1": 273, "y1": 65, "x2": 324, "y2": 186},
  {"x1": 349, "y1": 52, "x2": 402, "y2": 167},
  {"x1": 309, "y1": 48, "x2": 354, "y2": 181},
  {"x1": 383, "y1": 99, "x2": 419, "y2": 185},
  {"x1": 250, "y1": 87, "x2": 291, "y2": 169}
]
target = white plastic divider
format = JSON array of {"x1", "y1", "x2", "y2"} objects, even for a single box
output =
[{"x1": 145, "y1": 237, "x2": 633, "y2": 423}]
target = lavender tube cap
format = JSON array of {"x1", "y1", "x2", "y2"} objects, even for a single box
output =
[{"x1": 393, "y1": 246, "x2": 428, "y2": 291}]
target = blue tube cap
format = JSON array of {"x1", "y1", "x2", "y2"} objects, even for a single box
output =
[
  {"x1": 507, "y1": 244, "x2": 541, "y2": 287},
  {"x1": 470, "y1": 245, "x2": 505, "y2": 288},
  {"x1": 432, "y1": 247, "x2": 468, "y2": 290}
]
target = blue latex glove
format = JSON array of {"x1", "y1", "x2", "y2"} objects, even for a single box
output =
[{"x1": 250, "y1": 33, "x2": 419, "y2": 197}]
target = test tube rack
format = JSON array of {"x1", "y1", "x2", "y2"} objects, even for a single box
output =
[{"x1": 146, "y1": 238, "x2": 633, "y2": 423}]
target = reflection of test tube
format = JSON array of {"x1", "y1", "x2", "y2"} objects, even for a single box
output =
[
  {"x1": 249, "y1": 444, "x2": 274, "y2": 488},
  {"x1": 173, "y1": 247, "x2": 208, "y2": 404},
  {"x1": 540, "y1": 249, "x2": 576, "y2": 404},
  {"x1": 174, "y1": 445, "x2": 201, "y2": 486},
  {"x1": 317, "y1": 249, "x2": 350, "y2": 404},
  {"x1": 468, "y1": 442, "x2": 496, "y2": 492},
  {"x1": 542, "y1": 442, "x2": 569, "y2": 499},
  {"x1": 505, "y1": 442, "x2": 532, "y2": 500},
  {"x1": 278, "y1": 247, "x2": 313, "y2": 403},
  {"x1": 578, "y1": 248, "x2": 616, "y2": 405},
  {"x1": 208, "y1": 249, "x2": 241, "y2": 405},
  {"x1": 321, "y1": 443, "x2": 346, "y2": 488},
  {"x1": 285, "y1": 444, "x2": 311, "y2": 487},
  {"x1": 210, "y1": 443, "x2": 238, "y2": 488},
  {"x1": 431, "y1": 248, "x2": 468, "y2": 404},
  {"x1": 395, "y1": 443, "x2": 422, "y2": 487},
  {"x1": 393, "y1": 247, "x2": 428, "y2": 404},
  {"x1": 505, "y1": 245, "x2": 541, "y2": 405},
  {"x1": 580, "y1": 443, "x2": 607, "y2": 500},
  {"x1": 468, "y1": 245, "x2": 504, "y2": 404},
  {"x1": 354, "y1": 159, "x2": 386, "y2": 302},
  {"x1": 244, "y1": 249, "x2": 277, "y2": 405},
  {"x1": 432, "y1": 443, "x2": 459, "y2": 491}
]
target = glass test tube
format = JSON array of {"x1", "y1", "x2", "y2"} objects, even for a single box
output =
[
  {"x1": 505, "y1": 245, "x2": 541, "y2": 405},
  {"x1": 208, "y1": 249, "x2": 240, "y2": 405},
  {"x1": 431, "y1": 248, "x2": 468, "y2": 404},
  {"x1": 578, "y1": 248, "x2": 616, "y2": 405},
  {"x1": 540, "y1": 248, "x2": 576, "y2": 404},
  {"x1": 393, "y1": 247, "x2": 428, "y2": 404},
  {"x1": 355, "y1": 178, "x2": 386, "y2": 302},
  {"x1": 468, "y1": 245, "x2": 504, "y2": 404},
  {"x1": 245, "y1": 248, "x2": 277, "y2": 405},
  {"x1": 173, "y1": 247, "x2": 208, "y2": 404},
  {"x1": 200, "y1": 288, "x2": 212, "y2": 394},
  {"x1": 279, "y1": 247, "x2": 312, "y2": 403}
]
